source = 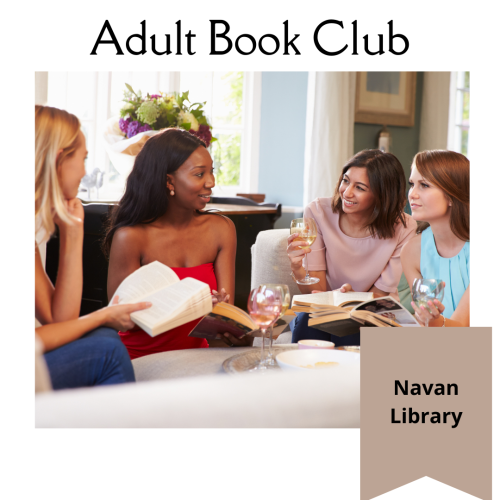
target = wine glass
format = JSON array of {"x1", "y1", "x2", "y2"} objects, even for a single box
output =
[
  {"x1": 411, "y1": 278, "x2": 445, "y2": 327},
  {"x1": 247, "y1": 285, "x2": 283, "y2": 371},
  {"x1": 290, "y1": 218, "x2": 319, "y2": 285},
  {"x1": 262, "y1": 284, "x2": 290, "y2": 366}
]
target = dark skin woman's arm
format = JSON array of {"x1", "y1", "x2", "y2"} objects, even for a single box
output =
[
  {"x1": 210, "y1": 215, "x2": 253, "y2": 347},
  {"x1": 107, "y1": 226, "x2": 143, "y2": 301},
  {"x1": 211, "y1": 215, "x2": 236, "y2": 305}
]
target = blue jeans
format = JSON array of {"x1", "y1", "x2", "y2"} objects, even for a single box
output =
[
  {"x1": 291, "y1": 312, "x2": 360, "y2": 346},
  {"x1": 44, "y1": 327, "x2": 135, "y2": 390}
]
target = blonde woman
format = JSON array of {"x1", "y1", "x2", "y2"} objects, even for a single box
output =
[{"x1": 35, "y1": 105, "x2": 151, "y2": 389}]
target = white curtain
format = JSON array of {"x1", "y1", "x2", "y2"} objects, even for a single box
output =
[
  {"x1": 303, "y1": 72, "x2": 355, "y2": 206},
  {"x1": 419, "y1": 72, "x2": 451, "y2": 151}
]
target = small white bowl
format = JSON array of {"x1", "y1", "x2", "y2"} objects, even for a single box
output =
[
  {"x1": 298, "y1": 339, "x2": 335, "y2": 349},
  {"x1": 276, "y1": 349, "x2": 360, "y2": 371}
]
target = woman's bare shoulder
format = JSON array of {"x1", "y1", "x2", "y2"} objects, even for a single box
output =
[
  {"x1": 401, "y1": 232, "x2": 421, "y2": 260},
  {"x1": 200, "y1": 212, "x2": 236, "y2": 231},
  {"x1": 112, "y1": 225, "x2": 147, "y2": 248}
]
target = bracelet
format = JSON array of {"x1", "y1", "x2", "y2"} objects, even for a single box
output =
[
  {"x1": 290, "y1": 270, "x2": 297, "y2": 281},
  {"x1": 441, "y1": 315, "x2": 446, "y2": 327}
]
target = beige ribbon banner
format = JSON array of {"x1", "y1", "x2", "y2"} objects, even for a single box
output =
[{"x1": 361, "y1": 327, "x2": 492, "y2": 500}]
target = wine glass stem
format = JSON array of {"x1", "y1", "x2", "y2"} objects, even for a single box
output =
[
  {"x1": 304, "y1": 252, "x2": 310, "y2": 280},
  {"x1": 267, "y1": 326, "x2": 274, "y2": 360},
  {"x1": 260, "y1": 328, "x2": 267, "y2": 365}
]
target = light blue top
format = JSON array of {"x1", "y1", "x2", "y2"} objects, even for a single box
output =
[{"x1": 420, "y1": 227, "x2": 470, "y2": 318}]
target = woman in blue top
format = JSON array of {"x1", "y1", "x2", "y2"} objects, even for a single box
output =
[{"x1": 401, "y1": 150, "x2": 469, "y2": 327}]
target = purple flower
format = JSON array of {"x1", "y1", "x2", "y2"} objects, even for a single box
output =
[
  {"x1": 150, "y1": 94, "x2": 161, "y2": 99},
  {"x1": 137, "y1": 123, "x2": 152, "y2": 134},
  {"x1": 190, "y1": 125, "x2": 212, "y2": 146},
  {"x1": 119, "y1": 117, "x2": 131, "y2": 134},
  {"x1": 127, "y1": 120, "x2": 140, "y2": 138}
]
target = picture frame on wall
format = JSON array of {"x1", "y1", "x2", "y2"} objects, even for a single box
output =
[{"x1": 355, "y1": 72, "x2": 417, "y2": 127}]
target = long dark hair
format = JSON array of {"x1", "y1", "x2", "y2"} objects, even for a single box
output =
[
  {"x1": 413, "y1": 150, "x2": 469, "y2": 241},
  {"x1": 331, "y1": 149, "x2": 408, "y2": 239},
  {"x1": 103, "y1": 128, "x2": 207, "y2": 257}
]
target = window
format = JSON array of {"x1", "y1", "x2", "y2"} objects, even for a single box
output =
[
  {"x1": 448, "y1": 71, "x2": 470, "y2": 157},
  {"x1": 44, "y1": 71, "x2": 261, "y2": 201}
]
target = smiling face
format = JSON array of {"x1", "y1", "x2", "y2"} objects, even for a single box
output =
[
  {"x1": 57, "y1": 131, "x2": 87, "y2": 200},
  {"x1": 408, "y1": 163, "x2": 451, "y2": 222},
  {"x1": 167, "y1": 146, "x2": 215, "y2": 210},
  {"x1": 338, "y1": 167, "x2": 376, "y2": 216}
]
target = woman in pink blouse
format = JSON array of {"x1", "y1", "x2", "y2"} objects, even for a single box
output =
[{"x1": 287, "y1": 149, "x2": 417, "y2": 345}]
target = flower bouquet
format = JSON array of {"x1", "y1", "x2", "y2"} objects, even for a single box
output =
[{"x1": 103, "y1": 84, "x2": 215, "y2": 177}]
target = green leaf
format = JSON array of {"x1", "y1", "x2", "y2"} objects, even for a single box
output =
[
  {"x1": 180, "y1": 122, "x2": 191, "y2": 131},
  {"x1": 125, "y1": 83, "x2": 138, "y2": 97}
]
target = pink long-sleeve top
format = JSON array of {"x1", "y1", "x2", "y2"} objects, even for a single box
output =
[{"x1": 303, "y1": 198, "x2": 417, "y2": 293}]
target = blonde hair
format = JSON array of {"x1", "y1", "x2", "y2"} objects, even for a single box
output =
[{"x1": 35, "y1": 105, "x2": 81, "y2": 242}]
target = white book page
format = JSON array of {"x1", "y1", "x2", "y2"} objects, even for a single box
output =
[
  {"x1": 292, "y1": 291, "x2": 333, "y2": 307},
  {"x1": 130, "y1": 278, "x2": 210, "y2": 332},
  {"x1": 333, "y1": 290, "x2": 374, "y2": 307},
  {"x1": 158, "y1": 294, "x2": 213, "y2": 334},
  {"x1": 109, "y1": 261, "x2": 179, "y2": 305}
]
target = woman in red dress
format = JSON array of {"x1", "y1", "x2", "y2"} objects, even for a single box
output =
[{"x1": 104, "y1": 128, "x2": 249, "y2": 359}]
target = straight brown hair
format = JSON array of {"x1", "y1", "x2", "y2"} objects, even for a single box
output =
[
  {"x1": 413, "y1": 150, "x2": 469, "y2": 241},
  {"x1": 331, "y1": 149, "x2": 408, "y2": 239}
]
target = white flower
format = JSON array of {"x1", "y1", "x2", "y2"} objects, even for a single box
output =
[
  {"x1": 112, "y1": 120, "x2": 125, "y2": 137},
  {"x1": 179, "y1": 110, "x2": 199, "y2": 131}
]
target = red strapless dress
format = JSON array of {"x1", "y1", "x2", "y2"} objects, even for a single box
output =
[{"x1": 119, "y1": 262, "x2": 217, "y2": 360}]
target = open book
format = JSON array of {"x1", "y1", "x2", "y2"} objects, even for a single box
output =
[
  {"x1": 292, "y1": 290, "x2": 375, "y2": 311},
  {"x1": 109, "y1": 261, "x2": 212, "y2": 337},
  {"x1": 189, "y1": 302, "x2": 292, "y2": 340},
  {"x1": 293, "y1": 295, "x2": 420, "y2": 338}
]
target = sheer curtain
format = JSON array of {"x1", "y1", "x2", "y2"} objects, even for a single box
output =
[
  {"x1": 303, "y1": 72, "x2": 356, "y2": 206},
  {"x1": 419, "y1": 72, "x2": 451, "y2": 151}
]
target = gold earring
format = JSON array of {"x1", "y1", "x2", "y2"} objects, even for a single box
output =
[{"x1": 170, "y1": 190, "x2": 175, "y2": 196}]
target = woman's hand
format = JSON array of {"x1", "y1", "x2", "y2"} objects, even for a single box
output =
[
  {"x1": 411, "y1": 299, "x2": 446, "y2": 327},
  {"x1": 219, "y1": 332, "x2": 253, "y2": 347},
  {"x1": 286, "y1": 233, "x2": 311, "y2": 270},
  {"x1": 103, "y1": 296, "x2": 153, "y2": 331},
  {"x1": 212, "y1": 288, "x2": 230, "y2": 305},
  {"x1": 311, "y1": 283, "x2": 352, "y2": 295},
  {"x1": 54, "y1": 198, "x2": 85, "y2": 236}
]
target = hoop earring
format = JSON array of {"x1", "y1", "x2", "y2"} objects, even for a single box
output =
[{"x1": 170, "y1": 190, "x2": 175, "y2": 196}]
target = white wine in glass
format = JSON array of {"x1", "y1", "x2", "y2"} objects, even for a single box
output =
[
  {"x1": 290, "y1": 218, "x2": 320, "y2": 285},
  {"x1": 411, "y1": 278, "x2": 445, "y2": 327}
]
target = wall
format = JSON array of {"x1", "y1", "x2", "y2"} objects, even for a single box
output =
[
  {"x1": 258, "y1": 72, "x2": 425, "y2": 227},
  {"x1": 353, "y1": 72, "x2": 424, "y2": 183},
  {"x1": 258, "y1": 72, "x2": 308, "y2": 208}
]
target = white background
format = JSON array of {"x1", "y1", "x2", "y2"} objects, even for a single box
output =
[{"x1": 2, "y1": 0, "x2": 497, "y2": 498}]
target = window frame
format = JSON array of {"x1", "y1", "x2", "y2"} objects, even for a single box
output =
[
  {"x1": 43, "y1": 71, "x2": 262, "y2": 200},
  {"x1": 447, "y1": 71, "x2": 470, "y2": 157}
]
